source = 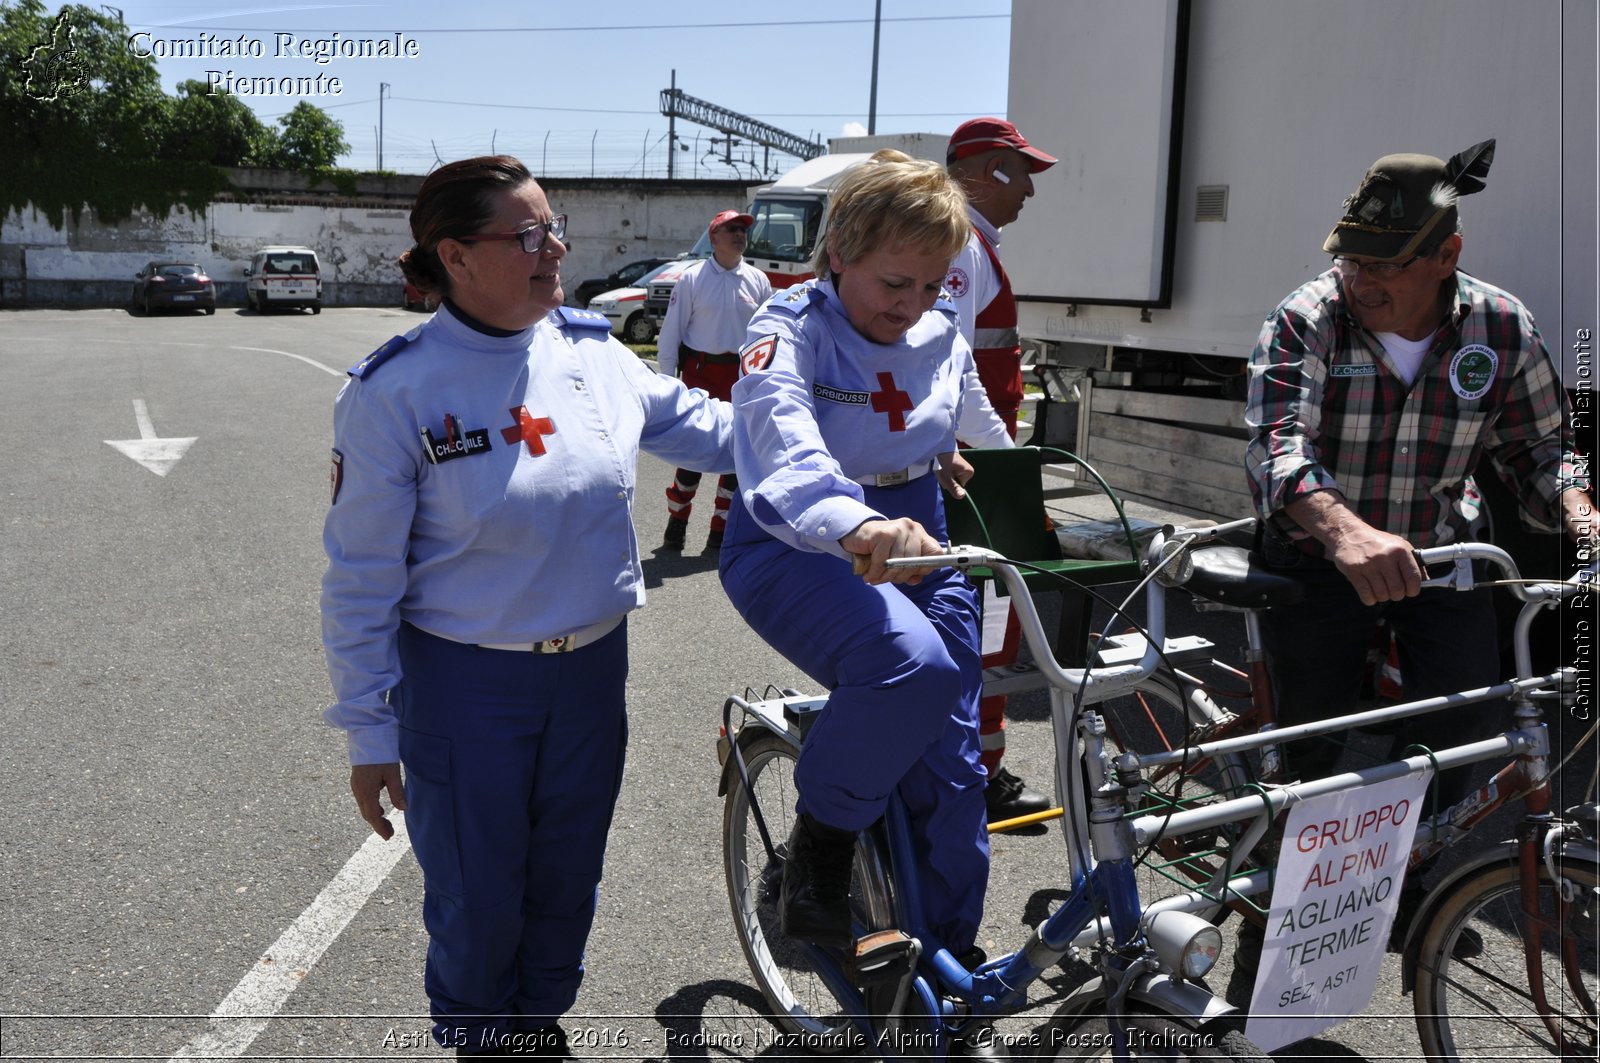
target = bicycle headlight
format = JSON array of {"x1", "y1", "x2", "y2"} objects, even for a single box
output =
[{"x1": 1145, "y1": 910, "x2": 1223, "y2": 980}]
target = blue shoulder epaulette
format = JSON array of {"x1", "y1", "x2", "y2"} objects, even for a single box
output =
[
  {"x1": 349, "y1": 334, "x2": 411, "y2": 379},
  {"x1": 768, "y1": 283, "x2": 825, "y2": 316},
  {"x1": 551, "y1": 306, "x2": 613, "y2": 330},
  {"x1": 933, "y1": 289, "x2": 957, "y2": 317}
]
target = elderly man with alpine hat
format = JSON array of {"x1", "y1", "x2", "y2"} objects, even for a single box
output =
[{"x1": 1245, "y1": 139, "x2": 1592, "y2": 806}]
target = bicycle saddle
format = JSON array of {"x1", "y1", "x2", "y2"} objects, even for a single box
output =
[{"x1": 1183, "y1": 544, "x2": 1305, "y2": 608}]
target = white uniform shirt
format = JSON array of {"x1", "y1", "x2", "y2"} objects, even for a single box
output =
[
  {"x1": 944, "y1": 207, "x2": 1004, "y2": 347},
  {"x1": 322, "y1": 304, "x2": 733, "y2": 764},
  {"x1": 732, "y1": 280, "x2": 1009, "y2": 558},
  {"x1": 655, "y1": 257, "x2": 773, "y2": 376}
]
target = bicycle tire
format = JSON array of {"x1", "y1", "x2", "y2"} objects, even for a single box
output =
[
  {"x1": 1097, "y1": 672, "x2": 1262, "y2": 923},
  {"x1": 723, "y1": 729, "x2": 897, "y2": 1052},
  {"x1": 1413, "y1": 854, "x2": 1599, "y2": 1060},
  {"x1": 1030, "y1": 1010, "x2": 1270, "y2": 1061}
]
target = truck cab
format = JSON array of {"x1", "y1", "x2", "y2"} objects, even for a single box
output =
[{"x1": 647, "y1": 146, "x2": 943, "y2": 324}]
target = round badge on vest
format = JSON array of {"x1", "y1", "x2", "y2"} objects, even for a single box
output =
[{"x1": 1448, "y1": 344, "x2": 1498, "y2": 400}]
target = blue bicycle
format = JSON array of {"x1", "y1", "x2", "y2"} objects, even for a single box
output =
[{"x1": 718, "y1": 543, "x2": 1269, "y2": 1061}]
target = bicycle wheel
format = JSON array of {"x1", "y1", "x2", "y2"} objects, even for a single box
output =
[
  {"x1": 723, "y1": 729, "x2": 897, "y2": 1051},
  {"x1": 1413, "y1": 855, "x2": 1599, "y2": 1060},
  {"x1": 1032, "y1": 1010, "x2": 1270, "y2": 1061},
  {"x1": 1097, "y1": 672, "x2": 1263, "y2": 923}
]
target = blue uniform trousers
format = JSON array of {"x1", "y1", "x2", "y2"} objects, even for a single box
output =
[
  {"x1": 718, "y1": 477, "x2": 989, "y2": 950},
  {"x1": 1259, "y1": 534, "x2": 1502, "y2": 808},
  {"x1": 395, "y1": 621, "x2": 629, "y2": 1051}
]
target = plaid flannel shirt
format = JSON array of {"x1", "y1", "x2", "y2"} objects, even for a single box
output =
[{"x1": 1245, "y1": 269, "x2": 1585, "y2": 553}]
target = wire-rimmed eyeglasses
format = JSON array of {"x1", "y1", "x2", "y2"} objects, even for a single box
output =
[{"x1": 1331, "y1": 252, "x2": 1425, "y2": 280}]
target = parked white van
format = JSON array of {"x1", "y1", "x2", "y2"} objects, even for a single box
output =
[{"x1": 243, "y1": 246, "x2": 323, "y2": 313}]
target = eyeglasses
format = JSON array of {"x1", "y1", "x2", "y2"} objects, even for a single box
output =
[
  {"x1": 1331, "y1": 252, "x2": 1425, "y2": 280},
  {"x1": 463, "y1": 214, "x2": 567, "y2": 254}
]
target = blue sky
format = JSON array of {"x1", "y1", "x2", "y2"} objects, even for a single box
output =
[{"x1": 101, "y1": 0, "x2": 1014, "y2": 178}]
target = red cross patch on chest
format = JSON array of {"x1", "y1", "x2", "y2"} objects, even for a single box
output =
[
  {"x1": 869, "y1": 372, "x2": 914, "y2": 432},
  {"x1": 501, "y1": 406, "x2": 556, "y2": 455}
]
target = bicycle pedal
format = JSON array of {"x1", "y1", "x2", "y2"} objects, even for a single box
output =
[{"x1": 849, "y1": 929, "x2": 917, "y2": 986}]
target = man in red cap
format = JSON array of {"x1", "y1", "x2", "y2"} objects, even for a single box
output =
[
  {"x1": 659, "y1": 209, "x2": 773, "y2": 552},
  {"x1": 945, "y1": 117, "x2": 1059, "y2": 823}
]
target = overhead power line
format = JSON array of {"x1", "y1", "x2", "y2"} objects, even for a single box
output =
[{"x1": 144, "y1": 14, "x2": 1006, "y2": 34}]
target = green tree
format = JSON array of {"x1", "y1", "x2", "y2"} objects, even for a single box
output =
[
  {"x1": 0, "y1": 1, "x2": 228, "y2": 223},
  {"x1": 164, "y1": 79, "x2": 282, "y2": 167},
  {"x1": 1, "y1": 2, "x2": 362, "y2": 222},
  {"x1": 276, "y1": 100, "x2": 349, "y2": 172}
]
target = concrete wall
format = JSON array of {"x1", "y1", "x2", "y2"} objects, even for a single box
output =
[{"x1": 0, "y1": 173, "x2": 756, "y2": 309}]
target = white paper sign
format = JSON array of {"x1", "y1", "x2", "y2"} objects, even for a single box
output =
[
  {"x1": 1244, "y1": 769, "x2": 1432, "y2": 1052},
  {"x1": 979, "y1": 581, "x2": 1011, "y2": 656}
]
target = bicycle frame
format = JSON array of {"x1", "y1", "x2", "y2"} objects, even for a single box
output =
[
  {"x1": 722, "y1": 536, "x2": 1595, "y2": 1058},
  {"x1": 1122, "y1": 538, "x2": 1597, "y2": 1056},
  {"x1": 724, "y1": 547, "x2": 1239, "y2": 1059}
]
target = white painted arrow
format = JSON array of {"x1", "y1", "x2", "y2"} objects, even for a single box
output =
[{"x1": 105, "y1": 399, "x2": 197, "y2": 477}]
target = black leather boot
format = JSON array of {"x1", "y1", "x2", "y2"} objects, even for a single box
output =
[{"x1": 780, "y1": 812, "x2": 857, "y2": 948}]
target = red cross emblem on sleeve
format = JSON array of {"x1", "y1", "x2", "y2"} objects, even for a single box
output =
[
  {"x1": 501, "y1": 406, "x2": 556, "y2": 455},
  {"x1": 869, "y1": 372, "x2": 914, "y2": 432}
]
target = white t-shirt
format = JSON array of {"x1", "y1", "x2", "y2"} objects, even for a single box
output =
[
  {"x1": 1374, "y1": 330, "x2": 1434, "y2": 387},
  {"x1": 655, "y1": 257, "x2": 773, "y2": 376}
]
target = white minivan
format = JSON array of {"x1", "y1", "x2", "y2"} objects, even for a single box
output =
[{"x1": 243, "y1": 246, "x2": 323, "y2": 313}]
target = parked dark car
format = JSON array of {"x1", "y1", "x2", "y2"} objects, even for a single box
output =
[
  {"x1": 570, "y1": 257, "x2": 672, "y2": 309},
  {"x1": 132, "y1": 262, "x2": 216, "y2": 315}
]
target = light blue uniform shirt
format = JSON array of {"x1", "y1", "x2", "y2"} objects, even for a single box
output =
[
  {"x1": 732, "y1": 279, "x2": 1009, "y2": 558},
  {"x1": 322, "y1": 304, "x2": 733, "y2": 764}
]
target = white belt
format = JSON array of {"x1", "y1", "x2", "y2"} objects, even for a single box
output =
[
  {"x1": 435, "y1": 614, "x2": 625, "y2": 654},
  {"x1": 855, "y1": 461, "x2": 935, "y2": 488}
]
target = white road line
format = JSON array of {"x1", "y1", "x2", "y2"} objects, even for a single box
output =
[
  {"x1": 132, "y1": 398, "x2": 157, "y2": 439},
  {"x1": 167, "y1": 816, "x2": 412, "y2": 1060},
  {"x1": 229, "y1": 345, "x2": 345, "y2": 378}
]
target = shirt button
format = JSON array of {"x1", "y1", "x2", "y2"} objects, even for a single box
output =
[
  {"x1": 819, "y1": 523, "x2": 829, "y2": 535},
  {"x1": 1400, "y1": 447, "x2": 1409, "y2": 454},
  {"x1": 616, "y1": 491, "x2": 626, "y2": 500}
]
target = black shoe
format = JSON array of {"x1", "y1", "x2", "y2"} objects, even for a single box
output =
[
  {"x1": 780, "y1": 812, "x2": 857, "y2": 948},
  {"x1": 661, "y1": 518, "x2": 687, "y2": 551},
  {"x1": 984, "y1": 767, "x2": 1052, "y2": 823},
  {"x1": 705, "y1": 527, "x2": 724, "y2": 551},
  {"x1": 951, "y1": 1021, "x2": 1010, "y2": 1060}
]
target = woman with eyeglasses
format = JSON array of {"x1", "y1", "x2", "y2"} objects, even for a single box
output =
[
  {"x1": 320, "y1": 155, "x2": 732, "y2": 1058},
  {"x1": 717, "y1": 153, "x2": 1010, "y2": 1055}
]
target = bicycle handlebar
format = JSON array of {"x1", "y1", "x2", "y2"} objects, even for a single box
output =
[
  {"x1": 1415, "y1": 540, "x2": 1598, "y2": 602},
  {"x1": 883, "y1": 546, "x2": 1165, "y2": 702}
]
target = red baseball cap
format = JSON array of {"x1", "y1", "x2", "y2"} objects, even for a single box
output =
[
  {"x1": 946, "y1": 117, "x2": 1057, "y2": 173},
  {"x1": 709, "y1": 209, "x2": 754, "y2": 232}
]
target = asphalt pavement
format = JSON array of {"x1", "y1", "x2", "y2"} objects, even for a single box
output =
[{"x1": 1, "y1": 307, "x2": 1571, "y2": 1062}]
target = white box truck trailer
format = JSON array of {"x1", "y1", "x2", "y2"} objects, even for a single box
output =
[{"x1": 1003, "y1": 0, "x2": 1596, "y2": 516}]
